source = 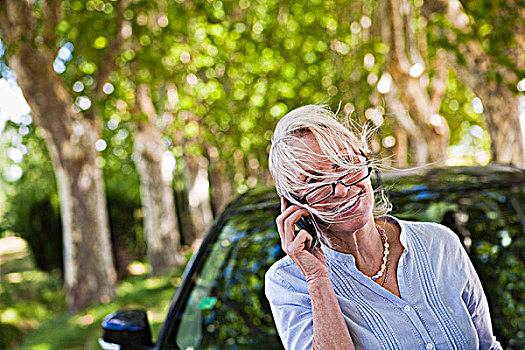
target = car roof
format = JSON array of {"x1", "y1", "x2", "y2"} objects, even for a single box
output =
[{"x1": 232, "y1": 165, "x2": 525, "y2": 208}]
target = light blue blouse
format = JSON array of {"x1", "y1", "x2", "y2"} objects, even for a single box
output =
[{"x1": 265, "y1": 217, "x2": 501, "y2": 350}]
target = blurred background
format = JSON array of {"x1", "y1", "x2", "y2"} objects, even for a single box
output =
[{"x1": 0, "y1": 0, "x2": 523, "y2": 348}]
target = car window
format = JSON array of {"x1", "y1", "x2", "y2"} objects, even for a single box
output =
[
  {"x1": 441, "y1": 185, "x2": 524, "y2": 350},
  {"x1": 173, "y1": 206, "x2": 285, "y2": 350}
]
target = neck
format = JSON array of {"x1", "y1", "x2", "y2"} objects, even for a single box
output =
[{"x1": 321, "y1": 216, "x2": 385, "y2": 272}]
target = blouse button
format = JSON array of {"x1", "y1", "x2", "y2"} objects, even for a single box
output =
[
  {"x1": 403, "y1": 305, "x2": 411, "y2": 312},
  {"x1": 426, "y1": 343, "x2": 434, "y2": 349}
]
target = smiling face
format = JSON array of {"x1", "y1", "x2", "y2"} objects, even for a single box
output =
[
  {"x1": 289, "y1": 132, "x2": 375, "y2": 233},
  {"x1": 269, "y1": 105, "x2": 390, "y2": 232}
]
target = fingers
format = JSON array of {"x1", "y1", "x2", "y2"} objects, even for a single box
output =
[
  {"x1": 280, "y1": 197, "x2": 287, "y2": 212},
  {"x1": 275, "y1": 206, "x2": 311, "y2": 244},
  {"x1": 304, "y1": 230, "x2": 313, "y2": 251},
  {"x1": 286, "y1": 229, "x2": 311, "y2": 255},
  {"x1": 286, "y1": 230, "x2": 326, "y2": 269},
  {"x1": 276, "y1": 198, "x2": 318, "y2": 257}
]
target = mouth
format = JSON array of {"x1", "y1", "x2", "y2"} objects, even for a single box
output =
[{"x1": 330, "y1": 191, "x2": 364, "y2": 215}]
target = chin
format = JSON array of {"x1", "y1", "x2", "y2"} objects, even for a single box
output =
[
  {"x1": 321, "y1": 206, "x2": 373, "y2": 235},
  {"x1": 340, "y1": 201, "x2": 375, "y2": 230}
]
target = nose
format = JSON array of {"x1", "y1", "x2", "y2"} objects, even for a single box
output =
[{"x1": 333, "y1": 182, "x2": 349, "y2": 198}]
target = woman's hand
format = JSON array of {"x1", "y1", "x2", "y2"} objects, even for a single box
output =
[
  {"x1": 276, "y1": 198, "x2": 354, "y2": 348},
  {"x1": 276, "y1": 197, "x2": 329, "y2": 283}
]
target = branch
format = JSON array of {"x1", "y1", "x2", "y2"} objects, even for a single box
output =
[
  {"x1": 137, "y1": 84, "x2": 156, "y2": 117},
  {"x1": 444, "y1": 0, "x2": 518, "y2": 85},
  {"x1": 0, "y1": 0, "x2": 36, "y2": 44},
  {"x1": 430, "y1": 49, "x2": 448, "y2": 112},
  {"x1": 384, "y1": 83, "x2": 419, "y2": 136},
  {"x1": 446, "y1": 0, "x2": 470, "y2": 31},
  {"x1": 83, "y1": 0, "x2": 129, "y2": 120},
  {"x1": 389, "y1": 0, "x2": 412, "y2": 73},
  {"x1": 93, "y1": 0, "x2": 129, "y2": 96},
  {"x1": 42, "y1": 0, "x2": 63, "y2": 49},
  {"x1": 405, "y1": 1, "x2": 424, "y2": 65}
]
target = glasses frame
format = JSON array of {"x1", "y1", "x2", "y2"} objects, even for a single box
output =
[{"x1": 291, "y1": 153, "x2": 372, "y2": 206}]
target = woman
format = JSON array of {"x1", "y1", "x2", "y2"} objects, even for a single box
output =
[{"x1": 265, "y1": 105, "x2": 501, "y2": 350}]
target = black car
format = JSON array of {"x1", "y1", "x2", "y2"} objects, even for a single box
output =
[{"x1": 100, "y1": 165, "x2": 525, "y2": 350}]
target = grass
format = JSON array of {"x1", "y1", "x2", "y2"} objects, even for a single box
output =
[{"x1": 0, "y1": 237, "x2": 188, "y2": 350}]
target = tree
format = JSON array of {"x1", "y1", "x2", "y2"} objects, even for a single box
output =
[
  {"x1": 0, "y1": 0, "x2": 120, "y2": 312},
  {"x1": 425, "y1": 0, "x2": 525, "y2": 166},
  {"x1": 377, "y1": 0, "x2": 450, "y2": 166},
  {"x1": 2, "y1": 1, "x2": 522, "y2": 316},
  {"x1": 133, "y1": 84, "x2": 184, "y2": 273}
]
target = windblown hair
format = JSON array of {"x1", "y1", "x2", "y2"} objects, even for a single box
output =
[{"x1": 269, "y1": 104, "x2": 391, "y2": 223}]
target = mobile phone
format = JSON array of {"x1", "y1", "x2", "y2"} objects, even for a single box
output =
[{"x1": 284, "y1": 197, "x2": 320, "y2": 250}]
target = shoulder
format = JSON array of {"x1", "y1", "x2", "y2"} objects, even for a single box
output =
[
  {"x1": 265, "y1": 256, "x2": 311, "y2": 307},
  {"x1": 265, "y1": 255, "x2": 295, "y2": 282},
  {"x1": 400, "y1": 219, "x2": 462, "y2": 250},
  {"x1": 265, "y1": 256, "x2": 307, "y2": 292},
  {"x1": 397, "y1": 219, "x2": 470, "y2": 269}
]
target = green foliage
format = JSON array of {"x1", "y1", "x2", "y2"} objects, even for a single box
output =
[
  {"x1": 427, "y1": 0, "x2": 524, "y2": 85},
  {"x1": 460, "y1": 0, "x2": 525, "y2": 79},
  {"x1": 0, "y1": 121, "x2": 145, "y2": 277},
  {"x1": 439, "y1": 71, "x2": 491, "y2": 162},
  {"x1": 3, "y1": 0, "x2": 497, "y2": 204},
  {"x1": 126, "y1": 0, "x2": 387, "y2": 191},
  {"x1": 0, "y1": 249, "x2": 64, "y2": 349},
  {"x1": 0, "y1": 122, "x2": 62, "y2": 273},
  {"x1": 92, "y1": 0, "x2": 495, "y2": 190},
  {"x1": 17, "y1": 272, "x2": 179, "y2": 350},
  {"x1": 1, "y1": 0, "x2": 522, "y2": 345},
  {"x1": 0, "y1": 243, "x2": 186, "y2": 350}
]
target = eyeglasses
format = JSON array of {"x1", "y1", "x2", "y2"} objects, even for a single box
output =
[{"x1": 291, "y1": 156, "x2": 372, "y2": 206}]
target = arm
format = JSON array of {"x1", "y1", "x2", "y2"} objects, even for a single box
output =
[
  {"x1": 265, "y1": 259, "x2": 354, "y2": 350},
  {"x1": 268, "y1": 198, "x2": 354, "y2": 350},
  {"x1": 308, "y1": 276, "x2": 354, "y2": 350},
  {"x1": 435, "y1": 224, "x2": 501, "y2": 350},
  {"x1": 460, "y1": 251, "x2": 502, "y2": 350}
]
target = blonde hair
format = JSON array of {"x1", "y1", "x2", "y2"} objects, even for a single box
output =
[{"x1": 269, "y1": 104, "x2": 391, "y2": 223}]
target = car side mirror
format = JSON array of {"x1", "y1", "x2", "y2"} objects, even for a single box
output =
[{"x1": 99, "y1": 309, "x2": 154, "y2": 350}]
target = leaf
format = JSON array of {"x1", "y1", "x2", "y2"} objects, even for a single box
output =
[{"x1": 56, "y1": 21, "x2": 70, "y2": 34}]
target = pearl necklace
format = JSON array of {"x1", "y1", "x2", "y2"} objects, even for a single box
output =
[{"x1": 370, "y1": 225, "x2": 389, "y2": 281}]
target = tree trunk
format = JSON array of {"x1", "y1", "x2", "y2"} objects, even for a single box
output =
[
  {"x1": 133, "y1": 85, "x2": 183, "y2": 274},
  {"x1": 438, "y1": 0, "x2": 525, "y2": 166},
  {"x1": 173, "y1": 167, "x2": 198, "y2": 247},
  {"x1": 382, "y1": 0, "x2": 450, "y2": 165},
  {"x1": 393, "y1": 125, "x2": 408, "y2": 168},
  {"x1": 182, "y1": 153, "x2": 213, "y2": 243},
  {"x1": 474, "y1": 86, "x2": 523, "y2": 165},
  {"x1": 0, "y1": 1, "x2": 117, "y2": 313},
  {"x1": 206, "y1": 159, "x2": 234, "y2": 217},
  {"x1": 383, "y1": 82, "x2": 429, "y2": 166}
]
